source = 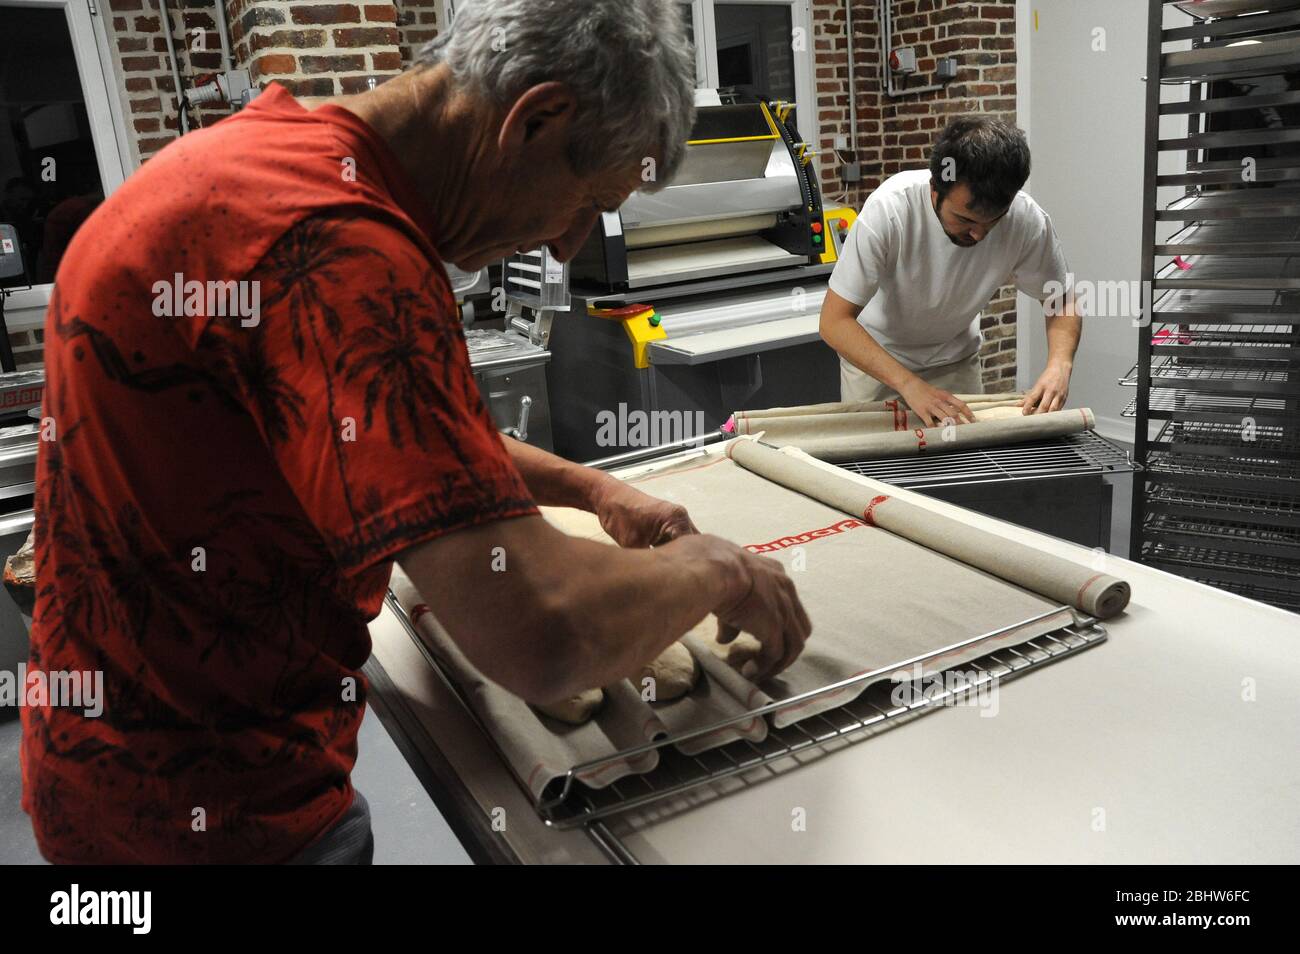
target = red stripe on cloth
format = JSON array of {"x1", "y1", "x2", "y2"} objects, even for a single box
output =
[
  {"x1": 411, "y1": 603, "x2": 431, "y2": 624},
  {"x1": 862, "y1": 495, "x2": 890, "y2": 526},
  {"x1": 1076, "y1": 572, "x2": 1104, "y2": 608},
  {"x1": 885, "y1": 399, "x2": 907, "y2": 431},
  {"x1": 745, "y1": 517, "x2": 867, "y2": 553}
]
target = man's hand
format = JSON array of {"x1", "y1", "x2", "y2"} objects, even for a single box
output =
[
  {"x1": 898, "y1": 377, "x2": 976, "y2": 427},
  {"x1": 591, "y1": 478, "x2": 699, "y2": 548},
  {"x1": 1022, "y1": 362, "x2": 1072, "y2": 415},
  {"x1": 710, "y1": 545, "x2": 812, "y2": 681}
]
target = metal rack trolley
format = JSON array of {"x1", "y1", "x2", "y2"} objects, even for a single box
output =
[{"x1": 1129, "y1": 0, "x2": 1300, "y2": 610}]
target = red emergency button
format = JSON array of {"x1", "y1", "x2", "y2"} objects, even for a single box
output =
[
  {"x1": 837, "y1": 218, "x2": 849, "y2": 230},
  {"x1": 811, "y1": 222, "x2": 823, "y2": 234}
]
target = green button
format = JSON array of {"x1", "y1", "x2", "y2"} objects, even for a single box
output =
[
  {"x1": 648, "y1": 313, "x2": 661, "y2": 327},
  {"x1": 812, "y1": 234, "x2": 823, "y2": 244}
]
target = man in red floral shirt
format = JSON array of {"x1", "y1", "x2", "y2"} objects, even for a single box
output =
[{"x1": 24, "y1": 0, "x2": 810, "y2": 863}]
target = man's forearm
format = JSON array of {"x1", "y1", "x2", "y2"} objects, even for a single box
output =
[
  {"x1": 1044, "y1": 300, "x2": 1082, "y2": 368},
  {"x1": 819, "y1": 294, "x2": 917, "y2": 393},
  {"x1": 501, "y1": 434, "x2": 616, "y2": 511}
]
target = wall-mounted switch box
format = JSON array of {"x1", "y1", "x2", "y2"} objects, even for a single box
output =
[
  {"x1": 842, "y1": 162, "x2": 862, "y2": 183},
  {"x1": 889, "y1": 47, "x2": 918, "y2": 74},
  {"x1": 937, "y1": 57, "x2": 960, "y2": 81}
]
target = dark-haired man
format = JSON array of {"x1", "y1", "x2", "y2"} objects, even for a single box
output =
[{"x1": 819, "y1": 116, "x2": 1080, "y2": 425}]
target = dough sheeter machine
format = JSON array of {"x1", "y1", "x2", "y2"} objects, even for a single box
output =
[{"x1": 502, "y1": 89, "x2": 860, "y2": 464}]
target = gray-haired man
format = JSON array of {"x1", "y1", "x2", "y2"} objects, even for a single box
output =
[{"x1": 28, "y1": 0, "x2": 810, "y2": 864}]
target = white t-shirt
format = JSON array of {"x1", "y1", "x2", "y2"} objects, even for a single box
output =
[{"x1": 827, "y1": 168, "x2": 1069, "y2": 371}]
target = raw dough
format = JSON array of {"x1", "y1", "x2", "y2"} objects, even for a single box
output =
[
  {"x1": 697, "y1": 614, "x2": 765, "y2": 680},
  {"x1": 636, "y1": 641, "x2": 700, "y2": 702},
  {"x1": 534, "y1": 687, "x2": 605, "y2": 725}
]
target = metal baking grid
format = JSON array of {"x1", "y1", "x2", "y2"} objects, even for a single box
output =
[
  {"x1": 1122, "y1": 355, "x2": 1300, "y2": 392},
  {"x1": 831, "y1": 430, "x2": 1135, "y2": 490},
  {"x1": 1145, "y1": 450, "x2": 1300, "y2": 495},
  {"x1": 1150, "y1": 323, "x2": 1300, "y2": 351},
  {"x1": 383, "y1": 593, "x2": 1107, "y2": 833},
  {"x1": 1152, "y1": 419, "x2": 1300, "y2": 459},
  {"x1": 1147, "y1": 482, "x2": 1300, "y2": 527},
  {"x1": 1123, "y1": 390, "x2": 1291, "y2": 422},
  {"x1": 537, "y1": 610, "x2": 1107, "y2": 830},
  {"x1": 1144, "y1": 510, "x2": 1300, "y2": 558},
  {"x1": 1141, "y1": 539, "x2": 1300, "y2": 592}
]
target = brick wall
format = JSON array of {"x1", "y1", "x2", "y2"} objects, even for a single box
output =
[
  {"x1": 813, "y1": 0, "x2": 1020, "y2": 391},
  {"x1": 101, "y1": 0, "x2": 443, "y2": 164}
]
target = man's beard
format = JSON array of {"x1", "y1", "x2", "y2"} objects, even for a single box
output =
[{"x1": 933, "y1": 195, "x2": 979, "y2": 247}]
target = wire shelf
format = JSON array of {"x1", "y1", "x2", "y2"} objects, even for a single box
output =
[
  {"x1": 1145, "y1": 450, "x2": 1300, "y2": 495},
  {"x1": 538, "y1": 614, "x2": 1108, "y2": 829},
  {"x1": 1149, "y1": 322, "x2": 1300, "y2": 360},
  {"x1": 1152, "y1": 419, "x2": 1300, "y2": 458},
  {"x1": 1141, "y1": 539, "x2": 1300, "y2": 590},
  {"x1": 383, "y1": 592, "x2": 1107, "y2": 833},
  {"x1": 831, "y1": 431, "x2": 1135, "y2": 489},
  {"x1": 1147, "y1": 482, "x2": 1300, "y2": 527},
  {"x1": 1122, "y1": 355, "x2": 1300, "y2": 394},
  {"x1": 1144, "y1": 510, "x2": 1300, "y2": 559},
  {"x1": 1151, "y1": 288, "x2": 1300, "y2": 321},
  {"x1": 1123, "y1": 390, "x2": 1292, "y2": 424}
]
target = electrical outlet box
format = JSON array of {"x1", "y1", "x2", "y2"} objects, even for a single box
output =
[
  {"x1": 841, "y1": 162, "x2": 862, "y2": 184},
  {"x1": 889, "y1": 46, "x2": 917, "y2": 74},
  {"x1": 834, "y1": 134, "x2": 850, "y2": 151},
  {"x1": 937, "y1": 57, "x2": 959, "y2": 81}
]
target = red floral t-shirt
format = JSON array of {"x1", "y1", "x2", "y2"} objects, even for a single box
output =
[{"x1": 23, "y1": 84, "x2": 537, "y2": 863}]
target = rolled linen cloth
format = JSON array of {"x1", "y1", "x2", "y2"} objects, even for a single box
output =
[
  {"x1": 735, "y1": 402, "x2": 1025, "y2": 439},
  {"x1": 774, "y1": 406, "x2": 1096, "y2": 463},
  {"x1": 727, "y1": 438, "x2": 1131, "y2": 619},
  {"x1": 734, "y1": 393, "x2": 1022, "y2": 422}
]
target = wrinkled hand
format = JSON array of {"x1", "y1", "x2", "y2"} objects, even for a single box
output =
[
  {"x1": 898, "y1": 378, "x2": 976, "y2": 427},
  {"x1": 592, "y1": 479, "x2": 699, "y2": 548},
  {"x1": 1022, "y1": 362, "x2": 1072, "y2": 414},
  {"x1": 686, "y1": 535, "x2": 811, "y2": 681}
]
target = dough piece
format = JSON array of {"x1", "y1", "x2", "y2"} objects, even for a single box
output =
[
  {"x1": 636, "y1": 641, "x2": 700, "y2": 702},
  {"x1": 698, "y1": 614, "x2": 765, "y2": 680},
  {"x1": 534, "y1": 688, "x2": 605, "y2": 725},
  {"x1": 972, "y1": 404, "x2": 1026, "y2": 422}
]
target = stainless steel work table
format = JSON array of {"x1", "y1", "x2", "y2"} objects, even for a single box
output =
[{"x1": 364, "y1": 444, "x2": 1300, "y2": 865}]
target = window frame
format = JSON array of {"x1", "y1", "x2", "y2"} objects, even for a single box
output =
[
  {"x1": 1, "y1": 0, "x2": 132, "y2": 329},
  {"x1": 680, "y1": 0, "x2": 816, "y2": 143}
]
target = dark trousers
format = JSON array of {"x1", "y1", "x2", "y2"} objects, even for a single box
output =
[{"x1": 289, "y1": 790, "x2": 374, "y2": 865}]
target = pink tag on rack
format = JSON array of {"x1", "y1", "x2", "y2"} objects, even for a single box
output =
[
  {"x1": 722, "y1": 416, "x2": 736, "y2": 434},
  {"x1": 1173, "y1": 256, "x2": 1193, "y2": 270}
]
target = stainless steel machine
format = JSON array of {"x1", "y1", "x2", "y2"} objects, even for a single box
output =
[
  {"x1": 525, "y1": 89, "x2": 857, "y2": 462},
  {"x1": 0, "y1": 372, "x2": 41, "y2": 688}
]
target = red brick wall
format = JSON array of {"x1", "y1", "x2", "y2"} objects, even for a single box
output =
[
  {"x1": 813, "y1": 0, "x2": 1020, "y2": 390},
  {"x1": 101, "y1": 0, "x2": 442, "y2": 163}
]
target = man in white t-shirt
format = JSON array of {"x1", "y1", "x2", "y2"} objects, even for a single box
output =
[{"x1": 819, "y1": 116, "x2": 1080, "y2": 426}]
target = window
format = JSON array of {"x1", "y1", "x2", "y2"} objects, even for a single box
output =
[
  {"x1": 0, "y1": 0, "x2": 129, "y2": 324},
  {"x1": 715, "y1": 3, "x2": 799, "y2": 127},
  {"x1": 677, "y1": 0, "x2": 814, "y2": 141}
]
